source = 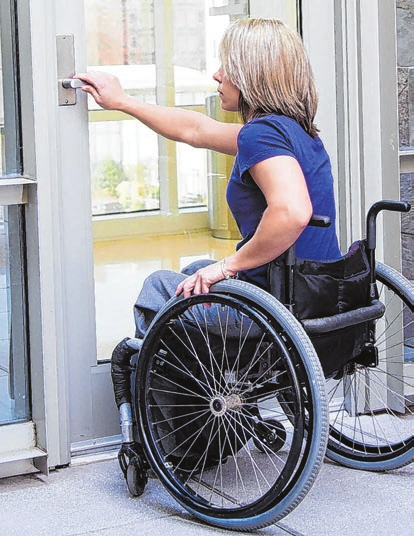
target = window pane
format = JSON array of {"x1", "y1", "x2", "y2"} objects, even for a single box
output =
[
  {"x1": 85, "y1": 0, "x2": 243, "y2": 215},
  {"x1": 90, "y1": 118, "x2": 159, "y2": 214},
  {"x1": 89, "y1": 0, "x2": 300, "y2": 360},
  {"x1": 0, "y1": 3, "x2": 30, "y2": 424},
  {"x1": 172, "y1": 2, "x2": 229, "y2": 208},
  {"x1": 0, "y1": 206, "x2": 30, "y2": 425},
  {"x1": 0, "y1": 1, "x2": 21, "y2": 176},
  {"x1": 86, "y1": 0, "x2": 159, "y2": 216}
]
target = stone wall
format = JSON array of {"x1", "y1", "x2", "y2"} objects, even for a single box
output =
[
  {"x1": 401, "y1": 173, "x2": 414, "y2": 279},
  {"x1": 397, "y1": 0, "x2": 414, "y2": 280}
]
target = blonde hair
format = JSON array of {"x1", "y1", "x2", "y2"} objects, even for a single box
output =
[{"x1": 219, "y1": 18, "x2": 319, "y2": 137}]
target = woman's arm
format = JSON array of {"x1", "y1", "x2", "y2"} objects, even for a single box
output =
[
  {"x1": 225, "y1": 155, "x2": 312, "y2": 272},
  {"x1": 176, "y1": 155, "x2": 312, "y2": 297},
  {"x1": 75, "y1": 71, "x2": 241, "y2": 156}
]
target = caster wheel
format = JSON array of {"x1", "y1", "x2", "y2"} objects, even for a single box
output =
[
  {"x1": 126, "y1": 456, "x2": 148, "y2": 497},
  {"x1": 254, "y1": 419, "x2": 287, "y2": 453}
]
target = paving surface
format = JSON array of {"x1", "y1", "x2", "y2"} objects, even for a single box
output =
[{"x1": 0, "y1": 453, "x2": 413, "y2": 536}]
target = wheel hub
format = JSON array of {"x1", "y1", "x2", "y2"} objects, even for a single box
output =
[{"x1": 210, "y1": 393, "x2": 243, "y2": 416}]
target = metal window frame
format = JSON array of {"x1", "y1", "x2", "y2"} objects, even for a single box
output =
[{"x1": 0, "y1": 0, "x2": 47, "y2": 476}]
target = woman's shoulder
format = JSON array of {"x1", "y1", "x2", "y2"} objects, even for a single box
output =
[
  {"x1": 239, "y1": 115, "x2": 318, "y2": 153},
  {"x1": 240, "y1": 114, "x2": 310, "y2": 139},
  {"x1": 239, "y1": 114, "x2": 288, "y2": 140}
]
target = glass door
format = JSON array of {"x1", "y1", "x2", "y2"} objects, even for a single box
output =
[
  {"x1": 69, "y1": 0, "x2": 300, "y2": 454},
  {"x1": 87, "y1": 0, "x2": 299, "y2": 360}
]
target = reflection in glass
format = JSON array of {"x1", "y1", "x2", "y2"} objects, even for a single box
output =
[
  {"x1": 85, "y1": 0, "x2": 233, "y2": 215},
  {"x1": 88, "y1": 1, "x2": 300, "y2": 359},
  {"x1": 0, "y1": 206, "x2": 30, "y2": 425},
  {"x1": 89, "y1": 118, "x2": 160, "y2": 213},
  {"x1": 0, "y1": 4, "x2": 30, "y2": 425}
]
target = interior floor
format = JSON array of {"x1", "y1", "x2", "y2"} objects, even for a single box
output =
[{"x1": 94, "y1": 231, "x2": 238, "y2": 359}]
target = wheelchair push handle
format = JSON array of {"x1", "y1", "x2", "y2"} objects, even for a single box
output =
[
  {"x1": 366, "y1": 200, "x2": 411, "y2": 298},
  {"x1": 367, "y1": 200, "x2": 411, "y2": 250},
  {"x1": 309, "y1": 215, "x2": 331, "y2": 228}
]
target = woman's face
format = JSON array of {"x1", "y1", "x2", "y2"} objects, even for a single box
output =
[{"x1": 213, "y1": 67, "x2": 240, "y2": 112}]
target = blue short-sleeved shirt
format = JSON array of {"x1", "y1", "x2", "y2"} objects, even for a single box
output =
[{"x1": 226, "y1": 114, "x2": 341, "y2": 289}]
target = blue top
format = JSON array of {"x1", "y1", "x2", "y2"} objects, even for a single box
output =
[{"x1": 226, "y1": 114, "x2": 341, "y2": 289}]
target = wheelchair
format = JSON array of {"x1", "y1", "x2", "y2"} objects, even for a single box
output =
[{"x1": 114, "y1": 200, "x2": 413, "y2": 531}]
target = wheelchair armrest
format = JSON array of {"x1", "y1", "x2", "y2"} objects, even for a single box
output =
[
  {"x1": 309, "y1": 215, "x2": 331, "y2": 228},
  {"x1": 301, "y1": 299, "x2": 385, "y2": 335}
]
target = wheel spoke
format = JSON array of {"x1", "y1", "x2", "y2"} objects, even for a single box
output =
[{"x1": 327, "y1": 265, "x2": 414, "y2": 468}]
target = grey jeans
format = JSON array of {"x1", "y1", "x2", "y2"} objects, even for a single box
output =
[{"x1": 133, "y1": 259, "x2": 262, "y2": 339}]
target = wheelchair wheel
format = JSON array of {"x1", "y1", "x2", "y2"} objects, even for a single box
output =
[
  {"x1": 135, "y1": 280, "x2": 328, "y2": 531},
  {"x1": 326, "y1": 262, "x2": 414, "y2": 471}
]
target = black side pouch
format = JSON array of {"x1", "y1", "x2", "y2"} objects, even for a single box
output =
[
  {"x1": 268, "y1": 240, "x2": 371, "y2": 321},
  {"x1": 268, "y1": 241, "x2": 373, "y2": 377}
]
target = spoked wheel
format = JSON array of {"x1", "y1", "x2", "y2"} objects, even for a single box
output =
[
  {"x1": 326, "y1": 262, "x2": 414, "y2": 471},
  {"x1": 135, "y1": 280, "x2": 328, "y2": 531}
]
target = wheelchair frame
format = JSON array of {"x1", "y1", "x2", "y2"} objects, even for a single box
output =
[{"x1": 115, "y1": 200, "x2": 414, "y2": 531}]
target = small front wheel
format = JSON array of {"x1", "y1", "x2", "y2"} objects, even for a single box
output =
[{"x1": 126, "y1": 456, "x2": 148, "y2": 497}]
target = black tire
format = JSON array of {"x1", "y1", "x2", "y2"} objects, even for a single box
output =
[
  {"x1": 326, "y1": 262, "x2": 414, "y2": 471},
  {"x1": 135, "y1": 280, "x2": 328, "y2": 531},
  {"x1": 126, "y1": 456, "x2": 147, "y2": 497}
]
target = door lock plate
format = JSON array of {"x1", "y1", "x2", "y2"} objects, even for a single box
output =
[{"x1": 56, "y1": 34, "x2": 77, "y2": 106}]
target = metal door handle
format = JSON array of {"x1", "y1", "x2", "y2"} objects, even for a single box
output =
[{"x1": 61, "y1": 78, "x2": 85, "y2": 90}]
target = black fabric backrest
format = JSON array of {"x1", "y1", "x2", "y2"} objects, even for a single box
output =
[{"x1": 268, "y1": 240, "x2": 371, "y2": 321}]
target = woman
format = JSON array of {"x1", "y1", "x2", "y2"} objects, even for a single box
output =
[{"x1": 77, "y1": 18, "x2": 340, "y2": 346}]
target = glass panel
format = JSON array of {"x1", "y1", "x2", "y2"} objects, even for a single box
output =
[
  {"x1": 0, "y1": 206, "x2": 30, "y2": 424},
  {"x1": 89, "y1": 118, "x2": 159, "y2": 214},
  {"x1": 88, "y1": 0, "x2": 299, "y2": 359},
  {"x1": 0, "y1": 3, "x2": 30, "y2": 424},
  {"x1": 0, "y1": 1, "x2": 21, "y2": 175},
  {"x1": 86, "y1": 0, "x2": 160, "y2": 215},
  {"x1": 171, "y1": 2, "x2": 230, "y2": 208},
  {"x1": 85, "y1": 0, "x2": 250, "y2": 215}
]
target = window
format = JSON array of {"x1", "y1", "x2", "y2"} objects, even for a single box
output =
[
  {"x1": 0, "y1": 1, "x2": 30, "y2": 425},
  {"x1": 85, "y1": 0, "x2": 236, "y2": 216}
]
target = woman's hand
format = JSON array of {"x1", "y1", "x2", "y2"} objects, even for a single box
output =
[
  {"x1": 176, "y1": 261, "x2": 229, "y2": 298},
  {"x1": 74, "y1": 71, "x2": 127, "y2": 110}
]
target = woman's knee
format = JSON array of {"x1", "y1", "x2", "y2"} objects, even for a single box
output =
[{"x1": 181, "y1": 258, "x2": 216, "y2": 275}]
